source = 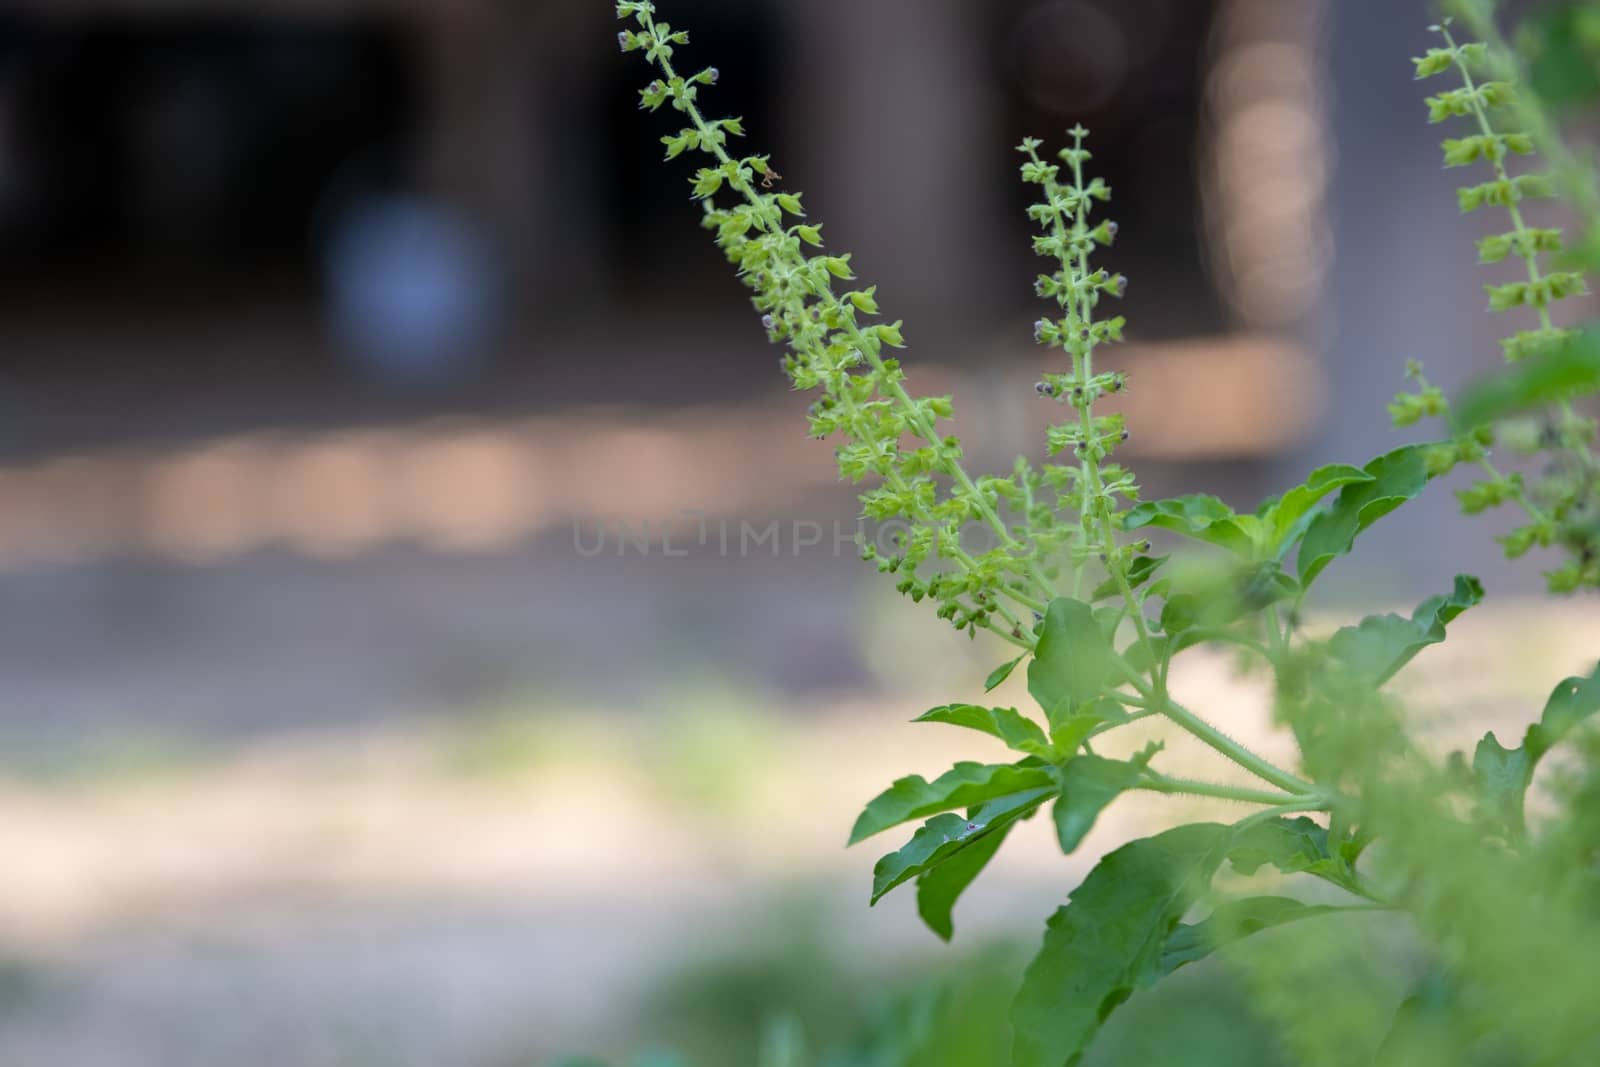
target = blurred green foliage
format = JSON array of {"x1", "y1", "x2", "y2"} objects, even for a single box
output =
[
  {"x1": 0, "y1": 729, "x2": 205, "y2": 786},
  {"x1": 1521, "y1": 1, "x2": 1600, "y2": 109},
  {"x1": 557, "y1": 909, "x2": 1293, "y2": 1067}
]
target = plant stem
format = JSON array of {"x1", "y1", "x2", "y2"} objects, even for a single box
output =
[
  {"x1": 1477, "y1": 457, "x2": 1552, "y2": 526},
  {"x1": 1161, "y1": 698, "x2": 1317, "y2": 795},
  {"x1": 981, "y1": 621, "x2": 1036, "y2": 651},
  {"x1": 1264, "y1": 604, "x2": 1290, "y2": 663},
  {"x1": 1088, "y1": 708, "x2": 1159, "y2": 738},
  {"x1": 1139, "y1": 771, "x2": 1313, "y2": 808}
]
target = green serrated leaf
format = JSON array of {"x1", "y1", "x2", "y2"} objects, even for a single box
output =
[
  {"x1": 1029, "y1": 599, "x2": 1121, "y2": 726},
  {"x1": 1298, "y1": 445, "x2": 1434, "y2": 587},
  {"x1": 1158, "y1": 560, "x2": 1297, "y2": 641},
  {"x1": 1327, "y1": 575, "x2": 1484, "y2": 686},
  {"x1": 1227, "y1": 816, "x2": 1335, "y2": 877},
  {"x1": 1265, "y1": 463, "x2": 1376, "y2": 556},
  {"x1": 849, "y1": 761, "x2": 1056, "y2": 845},
  {"x1": 1047, "y1": 697, "x2": 1130, "y2": 755},
  {"x1": 1374, "y1": 970, "x2": 1482, "y2": 1067},
  {"x1": 1123, "y1": 495, "x2": 1256, "y2": 556},
  {"x1": 871, "y1": 788, "x2": 1053, "y2": 903},
  {"x1": 1528, "y1": 664, "x2": 1600, "y2": 760},
  {"x1": 985, "y1": 654, "x2": 1026, "y2": 692},
  {"x1": 1470, "y1": 661, "x2": 1600, "y2": 833},
  {"x1": 1090, "y1": 555, "x2": 1167, "y2": 601},
  {"x1": 1471, "y1": 734, "x2": 1531, "y2": 832},
  {"x1": 916, "y1": 821, "x2": 1011, "y2": 941},
  {"x1": 1052, "y1": 755, "x2": 1142, "y2": 854},
  {"x1": 1122, "y1": 633, "x2": 1170, "y2": 676},
  {"x1": 1011, "y1": 823, "x2": 1232, "y2": 1067},
  {"x1": 1452, "y1": 329, "x2": 1600, "y2": 431},
  {"x1": 914, "y1": 703, "x2": 1050, "y2": 756},
  {"x1": 1158, "y1": 896, "x2": 1342, "y2": 977}
]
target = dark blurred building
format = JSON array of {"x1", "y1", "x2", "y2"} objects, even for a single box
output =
[
  {"x1": 0, "y1": 2, "x2": 1326, "y2": 393},
  {"x1": 0, "y1": 0, "x2": 1339, "y2": 561},
  {"x1": 0, "y1": 0, "x2": 1530, "y2": 742}
]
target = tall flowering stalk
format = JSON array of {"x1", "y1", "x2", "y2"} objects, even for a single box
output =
[
  {"x1": 620, "y1": 2, "x2": 1067, "y2": 647},
  {"x1": 1019, "y1": 131, "x2": 1136, "y2": 592},
  {"x1": 1397, "y1": 18, "x2": 1600, "y2": 591}
]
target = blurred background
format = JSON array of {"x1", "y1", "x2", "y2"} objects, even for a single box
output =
[{"x1": 0, "y1": 0, "x2": 1596, "y2": 1064}]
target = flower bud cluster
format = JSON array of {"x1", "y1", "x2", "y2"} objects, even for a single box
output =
[
  {"x1": 1408, "y1": 21, "x2": 1598, "y2": 591},
  {"x1": 619, "y1": 1, "x2": 1058, "y2": 640}
]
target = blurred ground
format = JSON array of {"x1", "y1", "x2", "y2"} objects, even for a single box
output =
[{"x1": 0, "y1": 597, "x2": 1591, "y2": 1066}]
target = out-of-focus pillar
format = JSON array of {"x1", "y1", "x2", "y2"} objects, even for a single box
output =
[
  {"x1": 786, "y1": 0, "x2": 1011, "y2": 336},
  {"x1": 1201, "y1": 0, "x2": 1332, "y2": 342},
  {"x1": 409, "y1": 0, "x2": 564, "y2": 299}
]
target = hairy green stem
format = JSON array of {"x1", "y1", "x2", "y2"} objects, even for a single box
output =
[
  {"x1": 1138, "y1": 772, "x2": 1314, "y2": 808},
  {"x1": 1162, "y1": 698, "x2": 1316, "y2": 796}
]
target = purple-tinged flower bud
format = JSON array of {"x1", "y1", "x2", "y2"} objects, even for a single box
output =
[
  {"x1": 1120, "y1": 429, "x2": 1130, "y2": 442},
  {"x1": 762, "y1": 314, "x2": 776, "y2": 331},
  {"x1": 1034, "y1": 278, "x2": 1048, "y2": 298},
  {"x1": 707, "y1": 67, "x2": 720, "y2": 84},
  {"x1": 1033, "y1": 319, "x2": 1050, "y2": 343},
  {"x1": 1035, "y1": 381, "x2": 1054, "y2": 397},
  {"x1": 618, "y1": 31, "x2": 632, "y2": 52}
]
